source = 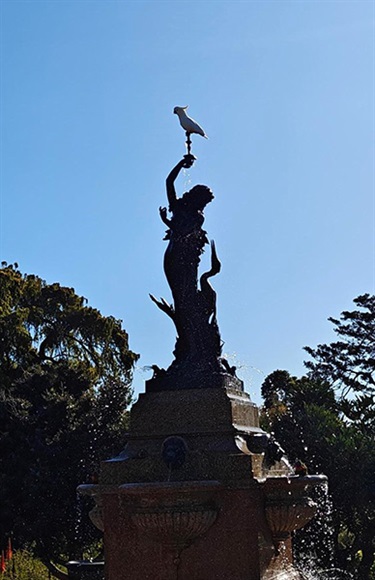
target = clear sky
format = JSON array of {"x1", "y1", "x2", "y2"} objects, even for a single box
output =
[{"x1": 1, "y1": 1, "x2": 373, "y2": 403}]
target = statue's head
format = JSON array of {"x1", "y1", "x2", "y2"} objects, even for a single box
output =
[{"x1": 182, "y1": 185, "x2": 214, "y2": 210}]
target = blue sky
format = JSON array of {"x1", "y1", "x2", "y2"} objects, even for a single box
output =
[{"x1": 1, "y1": 1, "x2": 373, "y2": 403}]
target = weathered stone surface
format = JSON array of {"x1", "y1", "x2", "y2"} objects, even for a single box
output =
[
  {"x1": 99, "y1": 385, "x2": 263, "y2": 487},
  {"x1": 130, "y1": 385, "x2": 259, "y2": 436}
]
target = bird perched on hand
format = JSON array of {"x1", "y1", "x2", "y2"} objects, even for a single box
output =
[{"x1": 173, "y1": 106, "x2": 208, "y2": 138}]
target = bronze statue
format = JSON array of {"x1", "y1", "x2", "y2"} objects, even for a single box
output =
[{"x1": 149, "y1": 155, "x2": 242, "y2": 391}]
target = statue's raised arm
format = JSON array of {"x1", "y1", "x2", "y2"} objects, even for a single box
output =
[{"x1": 165, "y1": 154, "x2": 196, "y2": 210}]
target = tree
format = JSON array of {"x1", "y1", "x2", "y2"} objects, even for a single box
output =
[
  {"x1": 304, "y1": 294, "x2": 375, "y2": 435},
  {"x1": 0, "y1": 264, "x2": 139, "y2": 574},
  {"x1": 260, "y1": 295, "x2": 375, "y2": 579},
  {"x1": 302, "y1": 294, "x2": 375, "y2": 578}
]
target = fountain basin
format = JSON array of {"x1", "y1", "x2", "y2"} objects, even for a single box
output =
[
  {"x1": 78, "y1": 481, "x2": 221, "y2": 553},
  {"x1": 262, "y1": 475, "x2": 327, "y2": 553},
  {"x1": 120, "y1": 481, "x2": 220, "y2": 551},
  {"x1": 66, "y1": 560, "x2": 104, "y2": 580},
  {"x1": 79, "y1": 475, "x2": 327, "y2": 579}
]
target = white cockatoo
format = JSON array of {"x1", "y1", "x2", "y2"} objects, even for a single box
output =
[{"x1": 173, "y1": 106, "x2": 208, "y2": 138}]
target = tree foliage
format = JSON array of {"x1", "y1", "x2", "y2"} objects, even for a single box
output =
[
  {"x1": 2, "y1": 549, "x2": 50, "y2": 580},
  {"x1": 261, "y1": 295, "x2": 375, "y2": 579},
  {"x1": 304, "y1": 293, "x2": 375, "y2": 434},
  {"x1": 0, "y1": 264, "x2": 139, "y2": 567}
]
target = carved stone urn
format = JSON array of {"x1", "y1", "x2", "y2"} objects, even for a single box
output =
[
  {"x1": 78, "y1": 483, "x2": 105, "y2": 532},
  {"x1": 263, "y1": 475, "x2": 327, "y2": 555},
  {"x1": 120, "y1": 481, "x2": 219, "y2": 566}
]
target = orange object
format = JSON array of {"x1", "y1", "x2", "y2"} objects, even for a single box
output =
[
  {"x1": 0, "y1": 551, "x2": 6, "y2": 574},
  {"x1": 5, "y1": 538, "x2": 12, "y2": 561}
]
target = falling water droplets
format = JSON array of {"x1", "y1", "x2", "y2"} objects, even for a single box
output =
[
  {"x1": 294, "y1": 482, "x2": 353, "y2": 579},
  {"x1": 182, "y1": 168, "x2": 192, "y2": 190},
  {"x1": 74, "y1": 490, "x2": 83, "y2": 553},
  {"x1": 221, "y1": 352, "x2": 266, "y2": 399}
]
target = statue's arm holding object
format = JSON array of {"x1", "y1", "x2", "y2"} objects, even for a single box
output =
[
  {"x1": 166, "y1": 154, "x2": 196, "y2": 210},
  {"x1": 159, "y1": 206, "x2": 171, "y2": 227}
]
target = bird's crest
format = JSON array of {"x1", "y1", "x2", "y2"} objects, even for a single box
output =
[{"x1": 173, "y1": 105, "x2": 188, "y2": 114}]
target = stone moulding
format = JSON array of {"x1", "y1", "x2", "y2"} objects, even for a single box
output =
[
  {"x1": 78, "y1": 481, "x2": 220, "y2": 552},
  {"x1": 77, "y1": 484, "x2": 119, "y2": 532}
]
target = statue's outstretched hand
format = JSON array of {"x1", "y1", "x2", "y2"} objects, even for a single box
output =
[
  {"x1": 159, "y1": 206, "x2": 171, "y2": 226},
  {"x1": 182, "y1": 154, "x2": 196, "y2": 169},
  {"x1": 159, "y1": 206, "x2": 167, "y2": 220}
]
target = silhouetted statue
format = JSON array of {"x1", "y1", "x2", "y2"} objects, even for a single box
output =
[{"x1": 149, "y1": 155, "x2": 242, "y2": 391}]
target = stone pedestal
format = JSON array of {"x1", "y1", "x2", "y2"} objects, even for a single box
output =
[{"x1": 79, "y1": 379, "x2": 325, "y2": 579}]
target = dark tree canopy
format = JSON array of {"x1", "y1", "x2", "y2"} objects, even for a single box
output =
[{"x1": 0, "y1": 264, "x2": 138, "y2": 568}]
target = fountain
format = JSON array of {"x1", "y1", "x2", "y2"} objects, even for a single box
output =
[{"x1": 78, "y1": 121, "x2": 326, "y2": 579}]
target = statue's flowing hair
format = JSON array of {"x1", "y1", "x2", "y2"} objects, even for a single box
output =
[{"x1": 181, "y1": 185, "x2": 214, "y2": 209}]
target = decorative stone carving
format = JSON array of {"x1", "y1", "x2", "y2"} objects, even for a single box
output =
[
  {"x1": 119, "y1": 481, "x2": 219, "y2": 568},
  {"x1": 263, "y1": 475, "x2": 326, "y2": 555},
  {"x1": 266, "y1": 497, "x2": 316, "y2": 541},
  {"x1": 77, "y1": 484, "x2": 112, "y2": 532},
  {"x1": 131, "y1": 504, "x2": 218, "y2": 550}
]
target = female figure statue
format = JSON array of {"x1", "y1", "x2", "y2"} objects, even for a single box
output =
[{"x1": 150, "y1": 155, "x2": 225, "y2": 388}]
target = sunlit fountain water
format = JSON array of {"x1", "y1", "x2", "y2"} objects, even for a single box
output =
[{"x1": 294, "y1": 482, "x2": 354, "y2": 580}]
